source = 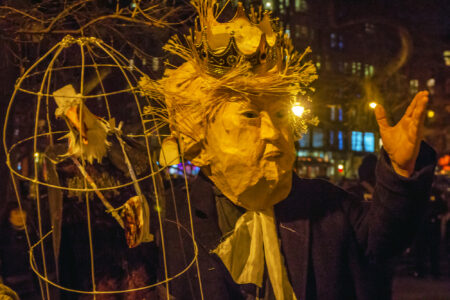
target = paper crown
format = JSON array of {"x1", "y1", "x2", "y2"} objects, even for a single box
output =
[{"x1": 193, "y1": 2, "x2": 285, "y2": 77}]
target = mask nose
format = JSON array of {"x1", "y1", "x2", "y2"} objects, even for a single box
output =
[{"x1": 260, "y1": 112, "x2": 280, "y2": 142}]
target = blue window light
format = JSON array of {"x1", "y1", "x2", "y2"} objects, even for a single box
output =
[
  {"x1": 338, "y1": 131, "x2": 344, "y2": 150},
  {"x1": 351, "y1": 131, "x2": 363, "y2": 151},
  {"x1": 364, "y1": 132, "x2": 375, "y2": 152},
  {"x1": 312, "y1": 128, "x2": 324, "y2": 148},
  {"x1": 299, "y1": 131, "x2": 310, "y2": 148}
]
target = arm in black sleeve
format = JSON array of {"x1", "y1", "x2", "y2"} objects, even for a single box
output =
[{"x1": 345, "y1": 142, "x2": 436, "y2": 260}]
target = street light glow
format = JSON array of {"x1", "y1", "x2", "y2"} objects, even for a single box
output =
[
  {"x1": 369, "y1": 102, "x2": 377, "y2": 109},
  {"x1": 292, "y1": 103, "x2": 305, "y2": 117},
  {"x1": 427, "y1": 110, "x2": 435, "y2": 119}
]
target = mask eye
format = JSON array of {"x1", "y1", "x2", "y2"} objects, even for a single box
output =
[
  {"x1": 242, "y1": 111, "x2": 259, "y2": 119},
  {"x1": 276, "y1": 110, "x2": 287, "y2": 119}
]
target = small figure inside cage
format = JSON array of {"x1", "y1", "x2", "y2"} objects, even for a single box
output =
[{"x1": 3, "y1": 35, "x2": 191, "y2": 298}]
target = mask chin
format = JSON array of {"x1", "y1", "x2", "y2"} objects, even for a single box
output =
[{"x1": 221, "y1": 171, "x2": 292, "y2": 210}]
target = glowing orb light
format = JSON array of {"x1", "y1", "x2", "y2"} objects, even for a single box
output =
[{"x1": 292, "y1": 103, "x2": 305, "y2": 117}]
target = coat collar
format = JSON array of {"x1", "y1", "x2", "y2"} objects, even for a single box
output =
[
  {"x1": 189, "y1": 173, "x2": 311, "y2": 299},
  {"x1": 275, "y1": 174, "x2": 310, "y2": 299}
]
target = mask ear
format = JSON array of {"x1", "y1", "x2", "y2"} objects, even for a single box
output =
[
  {"x1": 188, "y1": 146, "x2": 212, "y2": 176},
  {"x1": 165, "y1": 133, "x2": 211, "y2": 169},
  {"x1": 159, "y1": 137, "x2": 181, "y2": 167}
]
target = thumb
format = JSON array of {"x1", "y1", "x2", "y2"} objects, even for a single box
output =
[{"x1": 374, "y1": 104, "x2": 390, "y2": 129}]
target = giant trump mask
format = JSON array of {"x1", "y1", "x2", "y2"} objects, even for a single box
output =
[
  {"x1": 142, "y1": 1, "x2": 318, "y2": 210},
  {"x1": 139, "y1": 1, "x2": 318, "y2": 298}
]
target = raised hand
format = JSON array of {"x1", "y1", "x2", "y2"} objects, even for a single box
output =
[{"x1": 375, "y1": 91, "x2": 429, "y2": 177}]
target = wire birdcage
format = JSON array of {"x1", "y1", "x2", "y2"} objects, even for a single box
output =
[{"x1": 3, "y1": 35, "x2": 200, "y2": 299}]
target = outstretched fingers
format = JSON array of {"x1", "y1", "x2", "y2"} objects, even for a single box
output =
[
  {"x1": 404, "y1": 92, "x2": 418, "y2": 117},
  {"x1": 411, "y1": 91, "x2": 429, "y2": 122},
  {"x1": 413, "y1": 91, "x2": 429, "y2": 140},
  {"x1": 374, "y1": 104, "x2": 390, "y2": 129}
]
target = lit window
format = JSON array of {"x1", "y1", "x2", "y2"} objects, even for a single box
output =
[
  {"x1": 295, "y1": 0, "x2": 308, "y2": 12},
  {"x1": 329, "y1": 130, "x2": 335, "y2": 145},
  {"x1": 330, "y1": 33, "x2": 337, "y2": 48},
  {"x1": 301, "y1": 25, "x2": 308, "y2": 37},
  {"x1": 297, "y1": 150, "x2": 309, "y2": 157},
  {"x1": 152, "y1": 57, "x2": 159, "y2": 71},
  {"x1": 279, "y1": 1, "x2": 285, "y2": 13},
  {"x1": 410, "y1": 79, "x2": 419, "y2": 94},
  {"x1": 427, "y1": 78, "x2": 435, "y2": 94},
  {"x1": 352, "y1": 62, "x2": 357, "y2": 74},
  {"x1": 294, "y1": 25, "x2": 308, "y2": 39},
  {"x1": 338, "y1": 131, "x2": 344, "y2": 150},
  {"x1": 285, "y1": 25, "x2": 291, "y2": 38},
  {"x1": 364, "y1": 64, "x2": 375, "y2": 77},
  {"x1": 351, "y1": 132, "x2": 375, "y2": 152},
  {"x1": 128, "y1": 59, "x2": 135, "y2": 71},
  {"x1": 351, "y1": 131, "x2": 363, "y2": 152},
  {"x1": 299, "y1": 131, "x2": 310, "y2": 148},
  {"x1": 263, "y1": 0, "x2": 273, "y2": 10},
  {"x1": 364, "y1": 64, "x2": 370, "y2": 77},
  {"x1": 338, "y1": 107, "x2": 343, "y2": 122},
  {"x1": 364, "y1": 132, "x2": 375, "y2": 152},
  {"x1": 295, "y1": 25, "x2": 301, "y2": 38},
  {"x1": 312, "y1": 128, "x2": 324, "y2": 148},
  {"x1": 356, "y1": 62, "x2": 362, "y2": 74},
  {"x1": 285, "y1": 0, "x2": 290, "y2": 8},
  {"x1": 338, "y1": 35, "x2": 344, "y2": 49},
  {"x1": 330, "y1": 106, "x2": 336, "y2": 121},
  {"x1": 344, "y1": 62, "x2": 349, "y2": 74},
  {"x1": 352, "y1": 62, "x2": 362, "y2": 76},
  {"x1": 444, "y1": 50, "x2": 450, "y2": 66},
  {"x1": 365, "y1": 23, "x2": 375, "y2": 34}
]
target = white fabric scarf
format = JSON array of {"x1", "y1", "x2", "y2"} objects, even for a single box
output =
[{"x1": 212, "y1": 208, "x2": 297, "y2": 300}]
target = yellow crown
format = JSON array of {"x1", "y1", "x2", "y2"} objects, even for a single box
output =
[{"x1": 193, "y1": 2, "x2": 285, "y2": 77}]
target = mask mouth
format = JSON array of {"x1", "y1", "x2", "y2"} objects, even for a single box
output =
[
  {"x1": 263, "y1": 150, "x2": 282, "y2": 160},
  {"x1": 262, "y1": 143, "x2": 283, "y2": 159}
]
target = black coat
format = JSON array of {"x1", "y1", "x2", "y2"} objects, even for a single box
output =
[{"x1": 161, "y1": 143, "x2": 436, "y2": 300}]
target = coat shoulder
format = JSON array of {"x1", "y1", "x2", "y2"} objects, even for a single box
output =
[{"x1": 275, "y1": 175, "x2": 352, "y2": 222}]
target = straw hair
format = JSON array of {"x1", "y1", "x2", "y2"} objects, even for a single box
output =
[{"x1": 139, "y1": 0, "x2": 319, "y2": 158}]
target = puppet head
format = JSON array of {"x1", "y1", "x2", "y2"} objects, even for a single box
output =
[
  {"x1": 5, "y1": 202, "x2": 27, "y2": 231},
  {"x1": 141, "y1": 1, "x2": 318, "y2": 210}
]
